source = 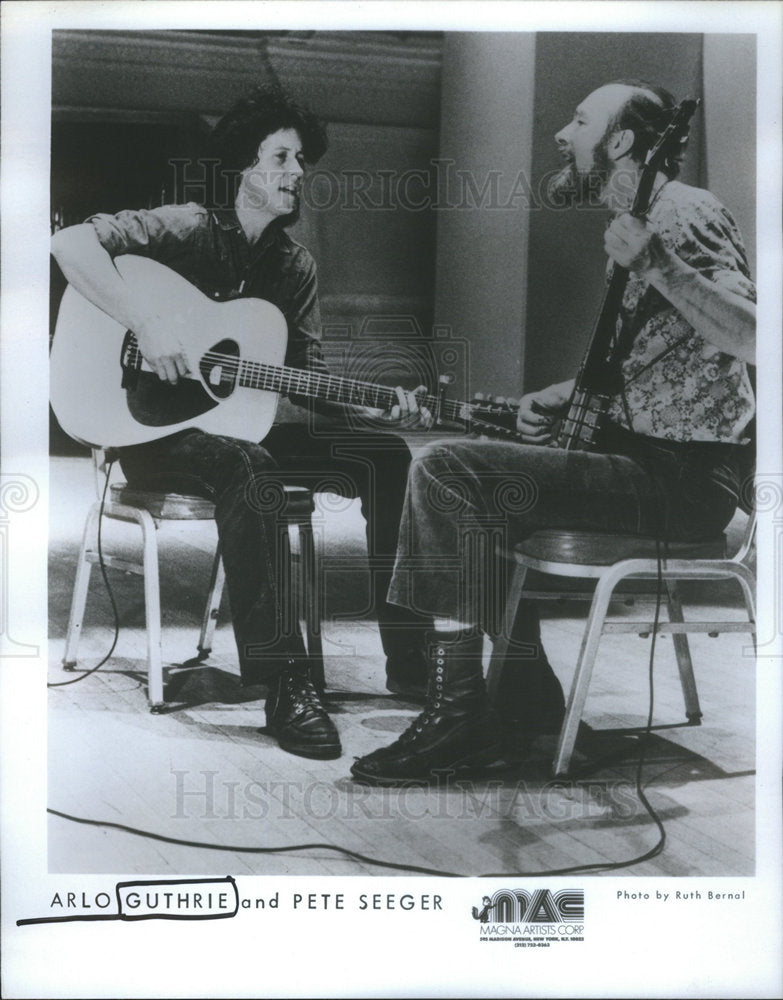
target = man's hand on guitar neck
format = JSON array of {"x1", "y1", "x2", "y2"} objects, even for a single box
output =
[
  {"x1": 604, "y1": 213, "x2": 667, "y2": 276},
  {"x1": 515, "y1": 380, "x2": 573, "y2": 444},
  {"x1": 365, "y1": 385, "x2": 434, "y2": 430}
]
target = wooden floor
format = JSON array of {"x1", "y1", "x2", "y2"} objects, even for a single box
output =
[{"x1": 48, "y1": 455, "x2": 756, "y2": 877}]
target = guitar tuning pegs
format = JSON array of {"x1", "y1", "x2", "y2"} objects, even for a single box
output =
[{"x1": 472, "y1": 392, "x2": 485, "y2": 402}]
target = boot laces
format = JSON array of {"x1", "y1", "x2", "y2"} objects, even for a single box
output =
[
  {"x1": 397, "y1": 668, "x2": 445, "y2": 745},
  {"x1": 284, "y1": 671, "x2": 324, "y2": 716}
]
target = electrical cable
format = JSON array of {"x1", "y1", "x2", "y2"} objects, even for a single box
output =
[
  {"x1": 48, "y1": 459, "x2": 121, "y2": 688},
  {"x1": 48, "y1": 420, "x2": 669, "y2": 877},
  {"x1": 48, "y1": 795, "x2": 663, "y2": 879},
  {"x1": 49, "y1": 542, "x2": 669, "y2": 878},
  {"x1": 602, "y1": 381, "x2": 672, "y2": 869}
]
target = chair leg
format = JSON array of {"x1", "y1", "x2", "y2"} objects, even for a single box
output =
[
  {"x1": 298, "y1": 520, "x2": 325, "y2": 692},
  {"x1": 137, "y1": 510, "x2": 165, "y2": 712},
  {"x1": 198, "y1": 544, "x2": 225, "y2": 659},
  {"x1": 553, "y1": 570, "x2": 619, "y2": 776},
  {"x1": 486, "y1": 561, "x2": 531, "y2": 704},
  {"x1": 730, "y1": 564, "x2": 757, "y2": 655},
  {"x1": 62, "y1": 502, "x2": 101, "y2": 668},
  {"x1": 665, "y1": 580, "x2": 702, "y2": 723}
]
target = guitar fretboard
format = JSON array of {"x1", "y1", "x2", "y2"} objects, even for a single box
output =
[{"x1": 124, "y1": 338, "x2": 488, "y2": 426}]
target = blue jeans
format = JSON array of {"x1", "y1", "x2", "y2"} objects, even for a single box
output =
[{"x1": 118, "y1": 423, "x2": 431, "y2": 683}]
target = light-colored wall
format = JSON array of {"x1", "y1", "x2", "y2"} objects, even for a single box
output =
[
  {"x1": 703, "y1": 34, "x2": 756, "y2": 278},
  {"x1": 433, "y1": 33, "x2": 537, "y2": 400}
]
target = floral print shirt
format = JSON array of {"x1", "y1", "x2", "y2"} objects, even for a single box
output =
[{"x1": 606, "y1": 181, "x2": 755, "y2": 443}]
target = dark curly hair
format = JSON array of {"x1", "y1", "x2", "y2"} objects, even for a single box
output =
[
  {"x1": 210, "y1": 85, "x2": 328, "y2": 175},
  {"x1": 606, "y1": 79, "x2": 686, "y2": 179}
]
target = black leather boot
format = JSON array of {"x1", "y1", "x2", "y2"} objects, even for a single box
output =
[
  {"x1": 385, "y1": 646, "x2": 428, "y2": 700},
  {"x1": 351, "y1": 631, "x2": 504, "y2": 785},
  {"x1": 494, "y1": 661, "x2": 565, "y2": 760},
  {"x1": 265, "y1": 661, "x2": 341, "y2": 760},
  {"x1": 492, "y1": 601, "x2": 565, "y2": 759}
]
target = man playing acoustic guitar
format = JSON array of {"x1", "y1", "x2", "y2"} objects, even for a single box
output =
[
  {"x1": 51, "y1": 87, "x2": 433, "y2": 761},
  {"x1": 350, "y1": 80, "x2": 756, "y2": 785}
]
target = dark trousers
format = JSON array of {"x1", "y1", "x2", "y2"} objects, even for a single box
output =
[{"x1": 118, "y1": 423, "x2": 431, "y2": 684}]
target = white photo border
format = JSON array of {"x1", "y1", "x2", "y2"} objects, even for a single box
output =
[{"x1": 1, "y1": 3, "x2": 781, "y2": 998}]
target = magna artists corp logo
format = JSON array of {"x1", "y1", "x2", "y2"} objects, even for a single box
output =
[{"x1": 472, "y1": 888, "x2": 584, "y2": 946}]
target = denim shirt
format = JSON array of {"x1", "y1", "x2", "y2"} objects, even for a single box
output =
[{"x1": 88, "y1": 202, "x2": 328, "y2": 376}]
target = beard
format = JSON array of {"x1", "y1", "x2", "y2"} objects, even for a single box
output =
[{"x1": 547, "y1": 135, "x2": 612, "y2": 208}]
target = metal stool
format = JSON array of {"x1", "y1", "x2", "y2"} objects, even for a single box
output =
[
  {"x1": 62, "y1": 458, "x2": 323, "y2": 711},
  {"x1": 488, "y1": 512, "x2": 756, "y2": 775}
]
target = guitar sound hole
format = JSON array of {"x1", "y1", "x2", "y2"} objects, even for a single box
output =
[
  {"x1": 199, "y1": 339, "x2": 240, "y2": 400},
  {"x1": 123, "y1": 335, "x2": 241, "y2": 428}
]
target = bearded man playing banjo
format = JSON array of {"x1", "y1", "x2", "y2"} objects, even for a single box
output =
[{"x1": 350, "y1": 79, "x2": 755, "y2": 785}]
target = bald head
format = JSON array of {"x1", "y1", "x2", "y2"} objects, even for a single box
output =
[
  {"x1": 583, "y1": 83, "x2": 662, "y2": 121},
  {"x1": 599, "y1": 79, "x2": 681, "y2": 176}
]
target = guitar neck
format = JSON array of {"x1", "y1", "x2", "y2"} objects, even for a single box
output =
[
  {"x1": 579, "y1": 262, "x2": 630, "y2": 386},
  {"x1": 553, "y1": 265, "x2": 629, "y2": 451},
  {"x1": 126, "y1": 337, "x2": 478, "y2": 423},
  {"x1": 554, "y1": 386, "x2": 610, "y2": 451},
  {"x1": 241, "y1": 355, "x2": 401, "y2": 409}
]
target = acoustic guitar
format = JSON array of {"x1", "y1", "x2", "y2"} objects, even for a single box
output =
[{"x1": 50, "y1": 254, "x2": 497, "y2": 448}]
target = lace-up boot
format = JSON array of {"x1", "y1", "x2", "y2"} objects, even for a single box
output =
[
  {"x1": 350, "y1": 631, "x2": 503, "y2": 785},
  {"x1": 265, "y1": 661, "x2": 341, "y2": 759},
  {"x1": 385, "y1": 646, "x2": 428, "y2": 700}
]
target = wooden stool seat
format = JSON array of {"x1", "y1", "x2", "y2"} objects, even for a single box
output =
[
  {"x1": 108, "y1": 485, "x2": 217, "y2": 521},
  {"x1": 109, "y1": 483, "x2": 316, "y2": 522}
]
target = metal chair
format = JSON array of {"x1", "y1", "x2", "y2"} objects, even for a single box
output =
[
  {"x1": 62, "y1": 450, "x2": 323, "y2": 711},
  {"x1": 487, "y1": 509, "x2": 756, "y2": 776}
]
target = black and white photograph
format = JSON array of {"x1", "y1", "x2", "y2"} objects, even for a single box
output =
[{"x1": 2, "y1": 2, "x2": 781, "y2": 997}]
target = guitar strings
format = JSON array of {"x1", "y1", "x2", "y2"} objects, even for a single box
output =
[{"x1": 125, "y1": 338, "x2": 519, "y2": 426}]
